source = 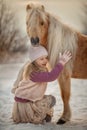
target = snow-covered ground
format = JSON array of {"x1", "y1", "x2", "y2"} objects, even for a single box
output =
[{"x1": 0, "y1": 64, "x2": 87, "y2": 130}]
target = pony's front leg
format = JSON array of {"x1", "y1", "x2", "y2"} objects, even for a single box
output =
[{"x1": 57, "y1": 70, "x2": 71, "y2": 124}]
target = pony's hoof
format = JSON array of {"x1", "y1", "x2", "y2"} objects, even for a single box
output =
[
  {"x1": 44, "y1": 114, "x2": 52, "y2": 122},
  {"x1": 57, "y1": 119, "x2": 66, "y2": 125}
]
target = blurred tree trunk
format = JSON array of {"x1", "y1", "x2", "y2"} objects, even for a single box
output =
[{"x1": 82, "y1": 2, "x2": 87, "y2": 35}]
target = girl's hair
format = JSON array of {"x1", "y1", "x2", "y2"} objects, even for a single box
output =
[{"x1": 23, "y1": 62, "x2": 47, "y2": 80}]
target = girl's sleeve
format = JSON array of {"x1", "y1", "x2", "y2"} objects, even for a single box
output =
[{"x1": 30, "y1": 63, "x2": 63, "y2": 82}]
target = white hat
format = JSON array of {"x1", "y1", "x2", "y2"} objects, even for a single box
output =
[{"x1": 29, "y1": 45, "x2": 48, "y2": 62}]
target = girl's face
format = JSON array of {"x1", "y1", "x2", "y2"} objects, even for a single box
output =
[{"x1": 35, "y1": 56, "x2": 48, "y2": 68}]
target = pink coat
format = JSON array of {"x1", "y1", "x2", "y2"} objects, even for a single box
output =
[{"x1": 12, "y1": 79, "x2": 47, "y2": 102}]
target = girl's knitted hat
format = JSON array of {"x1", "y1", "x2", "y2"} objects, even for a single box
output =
[{"x1": 29, "y1": 45, "x2": 48, "y2": 62}]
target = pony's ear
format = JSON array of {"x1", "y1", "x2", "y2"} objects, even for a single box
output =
[
  {"x1": 26, "y1": 4, "x2": 33, "y2": 11},
  {"x1": 26, "y1": 3, "x2": 45, "y2": 12},
  {"x1": 41, "y1": 5, "x2": 44, "y2": 11}
]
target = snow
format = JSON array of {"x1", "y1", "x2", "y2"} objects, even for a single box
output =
[{"x1": 0, "y1": 64, "x2": 87, "y2": 130}]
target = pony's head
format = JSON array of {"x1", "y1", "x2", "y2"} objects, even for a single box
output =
[
  {"x1": 26, "y1": 3, "x2": 77, "y2": 69},
  {"x1": 26, "y1": 3, "x2": 49, "y2": 47}
]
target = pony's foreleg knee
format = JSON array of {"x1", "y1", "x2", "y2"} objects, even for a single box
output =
[{"x1": 57, "y1": 72, "x2": 71, "y2": 124}]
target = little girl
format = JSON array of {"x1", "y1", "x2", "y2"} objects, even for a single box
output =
[{"x1": 11, "y1": 45, "x2": 72, "y2": 124}]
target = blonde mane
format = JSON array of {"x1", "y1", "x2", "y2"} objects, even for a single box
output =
[{"x1": 47, "y1": 14, "x2": 78, "y2": 72}]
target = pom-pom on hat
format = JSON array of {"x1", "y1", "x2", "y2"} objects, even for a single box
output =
[{"x1": 29, "y1": 45, "x2": 48, "y2": 62}]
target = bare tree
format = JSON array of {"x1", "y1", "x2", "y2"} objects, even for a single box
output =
[{"x1": 0, "y1": 0, "x2": 28, "y2": 53}]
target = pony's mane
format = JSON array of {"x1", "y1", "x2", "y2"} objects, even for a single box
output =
[{"x1": 47, "y1": 14, "x2": 78, "y2": 71}]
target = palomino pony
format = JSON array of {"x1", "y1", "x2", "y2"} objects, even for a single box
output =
[{"x1": 26, "y1": 3, "x2": 87, "y2": 124}]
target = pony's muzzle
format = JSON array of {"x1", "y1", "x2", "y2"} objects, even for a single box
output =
[{"x1": 30, "y1": 37, "x2": 39, "y2": 46}]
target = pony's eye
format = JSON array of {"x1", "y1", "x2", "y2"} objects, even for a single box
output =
[{"x1": 40, "y1": 21, "x2": 44, "y2": 26}]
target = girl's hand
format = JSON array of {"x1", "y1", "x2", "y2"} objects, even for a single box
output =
[{"x1": 59, "y1": 50, "x2": 72, "y2": 66}]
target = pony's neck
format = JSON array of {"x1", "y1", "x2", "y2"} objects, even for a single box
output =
[{"x1": 47, "y1": 14, "x2": 78, "y2": 69}]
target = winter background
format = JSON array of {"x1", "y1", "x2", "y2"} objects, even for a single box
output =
[{"x1": 0, "y1": 0, "x2": 87, "y2": 130}]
